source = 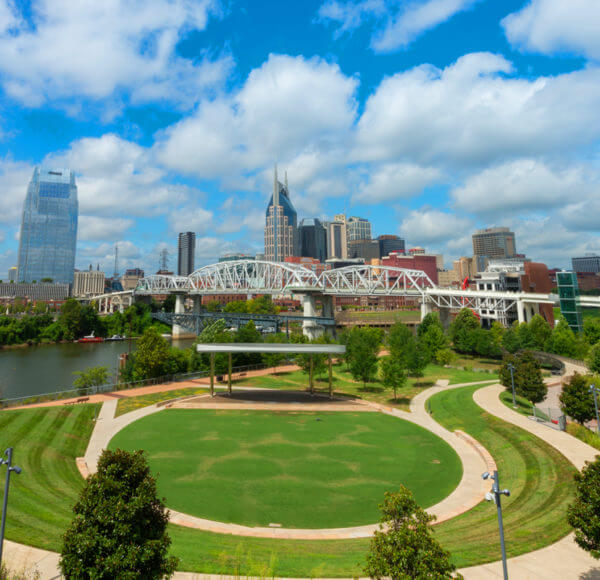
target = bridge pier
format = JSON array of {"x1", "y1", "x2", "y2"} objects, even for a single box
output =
[
  {"x1": 301, "y1": 294, "x2": 321, "y2": 340},
  {"x1": 321, "y1": 295, "x2": 335, "y2": 337},
  {"x1": 172, "y1": 293, "x2": 196, "y2": 340},
  {"x1": 420, "y1": 300, "x2": 433, "y2": 320}
]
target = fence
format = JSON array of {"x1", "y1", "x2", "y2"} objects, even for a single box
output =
[
  {"x1": 0, "y1": 362, "x2": 276, "y2": 409},
  {"x1": 531, "y1": 405, "x2": 567, "y2": 431}
]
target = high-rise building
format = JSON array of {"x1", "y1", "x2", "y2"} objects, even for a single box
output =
[
  {"x1": 299, "y1": 218, "x2": 327, "y2": 262},
  {"x1": 8, "y1": 267, "x2": 17, "y2": 282},
  {"x1": 346, "y1": 216, "x2": 372, "y2": 244},
  {"x1": 177, "y1": 232, "x2": 196, "y2": 276},
  {"x1": 348, "y1": 239, "x2": 380, "y2": 261},
  {"x1": 264, "y1": 166, "x2": 298, "y2": 261},
  {"x1": 73, "y1": 265, "x2": 105, "y2": 297},
  {"x1": 572, "y1": 255, "x2": 600, "y2": 273},
  {"x1": 121, "y1": 268, "x2": 145, "y2": 291},
  {"x1": 17, "y1": 167, "x2": 78, "y2": 284},
  {"x1": 377, "y1": 235, "x2": 405, "y2": 257},
  {"x1": 326, "y1": 218, "x2": 348, "y2": 259},
  {"x1": 472, "y1": 227, "x2": 516, "y2": 272}
]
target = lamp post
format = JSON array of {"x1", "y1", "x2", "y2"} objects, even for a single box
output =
[
  {"x1": 507, "y1": 363, "x2": 517, "y2": 408},
  {"x1": 590, "y1": 384, "x2": 600, "y2": 435},
  {"x1": 0, "y1": 448, "x2": 22, "y2": 566},
  {"x1": 483, "y1": 470, "x2": 510, "y2": 580}
]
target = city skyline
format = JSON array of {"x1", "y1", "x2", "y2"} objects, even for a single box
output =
[{"x1": 1, "y1": 1, "x2": 599, "y2": 277}]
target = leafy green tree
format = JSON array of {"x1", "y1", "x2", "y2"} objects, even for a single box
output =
[
  {"x1": 418, "y1": 316, "x2": 448, "y2": 360},
  {"x1": 205, "y1": 299, "x2": 221, "y2": 312},
  {"x1": 499, "y1": 351, "x2": 546, "y2": 403},
  {"x1": 472, "y1": 328, "x2": 502, "y2": 358},
  {"x1": 224, "y1": 300, "x2": 248, "y2": 313},
  {"x1": 584, "y1": 319, "x2": 600, "y2": 346},
  {"x1": 527, "y1": 314, "x2": 553, "y2": 350},
  {"x1": 296, "y1": 335, "x2": 331, "y2": 388},
  {"x1": 501, "y1": 324, "x2": 521, "y2": 353},
  {"x1": 162, "y1": 294, "x2": 176, "y2": 313},
  {"x1": 60, "y1": 449, "x2": 178, "y2": 579},
  {"x1": 364, "y1": 487, "x2": 461, "y2": 580},
  {"x1": 347, "y1": 327, "x2": 382, "y2": 386},
  {"x1": 489, "y1": 321, "x2": 505, "y2": 352},
  {"x1": 58, "y1": 299, "x2": 86, "y2": 340},
  {"x1": 73, "y1": 366, "x2": 111, "y2": 395},
  {"x1": 545, "y1": 317, "x2": 582, "y2": 358},
  {"x1": 387, "y1": 323, "x2": 415, "y2": 367},
  {"x1": 417, "y1": 312, "x2": 443, "y2": 339},
  {"x1": 587, "y1": 343, "x2": 600, "y2": 375},
  {"x1": 131, "y1": 327, "x2": 173, "y2": 380},
  {"x1": 560, "y1": 373, "x2": 595, "y2": 424},
  {"x1": 568, "y1": 457, "x2": 600, "y2": 559},
  {"x1": 405, "y1": 338, "x2": 429, "y2": 381},
  {"x1": 449, "y1": 309, "x2": 480, "y2": 354},
  {"x1": 435, "y1": 348, "x2": 456, "y2": 366},
  {"x1": 380, "y1": 356, "x2": 407, "y2": 401},
  {"x1": 262, "y1": 333, "x2": 288, "y2": 372}
]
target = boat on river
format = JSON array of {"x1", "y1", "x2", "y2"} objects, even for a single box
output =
[{"x1": 77, "y1": 332, "x2": 104, "y2": 343}]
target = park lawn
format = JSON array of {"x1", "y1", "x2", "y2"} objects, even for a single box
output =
[
  {"x1": 109, "y1": 409, "x2": 462, "y2": 529},
  {"x1": 234, "y1": 363, "x2": 497, "y2": 411},
  {"x1": 114, "y1": 387, "x2": 208, "y2": 417},
  {"x1": 499, "y1": 390, "x2": 551, "y2": 422},
  {"x1": 451, "y1": 354, "x2": 502, "y2": 372},
  {"x1": 0, "y1": 404, "x2": 99, "y2": 551},
  {"x1": 429, "y1": 385, "x2": 576, "y2": 567}
]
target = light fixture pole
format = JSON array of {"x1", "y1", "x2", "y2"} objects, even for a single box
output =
[
  {"x1": 507, "y1": 363, "x2": 517, "y2": 408},
  {"x1": 590, "y1": 384, "x2": 600, "y2": 435},
  {"x1": 0, "y1": 448, "x2": 22, "y2": 566},
  {"x1": 483, "y1": 470, "x2": 510, "y2": 580}
]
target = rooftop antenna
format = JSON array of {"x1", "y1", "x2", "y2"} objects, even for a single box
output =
[
  {"x1": 113, "y1": 243, "x2": 119, "y2": 277},
  {"x1": 284, "y1": 170, "x2": 288, "y2": 191},
  {"x1": 273, "y1": 162, "x2": 279, "y2": 206}
]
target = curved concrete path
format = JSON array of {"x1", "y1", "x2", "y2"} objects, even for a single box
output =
[{"x1": 80, "y1": 381, "x2": 496, "y2": 539}]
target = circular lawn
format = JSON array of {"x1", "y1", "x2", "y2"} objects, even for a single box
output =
[{"x1": 110, "y1": 409, "x2": 462, "y2": 529}]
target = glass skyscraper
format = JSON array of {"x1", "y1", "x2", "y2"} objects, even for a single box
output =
[{"x1": 17, "y1": 167, "x2": 78, "y2": 284}]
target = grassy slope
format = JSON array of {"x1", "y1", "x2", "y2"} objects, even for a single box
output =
[
  {"x1": 114, "y1": 387, "x2": 208, "y2": 417},
  {"x1": 0, "y1": 404, "x2": 99, "y2": 550},
  {"x1": 109, "y1": 409, "x2": 462, "y2": 528}
]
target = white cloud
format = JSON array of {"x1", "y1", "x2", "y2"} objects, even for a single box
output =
[
  {"x1": 0, "y1": 0, "x2": 229, "y2": 109},
  {"x1": 0, "y1": 158, "x2": 34, "y2": 225},
  {"x1": 563, "y1": 197, "x2": 600, "y2": 232},
  {"x1": 155, "y1": 54, "x2": 358, "y2": 178},
  {"x1": 373, "y1": 0, "x2": 480, "y2": 52},
  {"x1": 355, "y1": 52, "x2": 600, "y2": 167},
  {"x1": 353, "y1": 162, "x2": 442, "y2": 203},
  {"x1": 168, "y1": 205, "x2": 214, "y2": 235},
  {"x1": 78, "y1": 216, "x2": 133, "y2": 242},
  {"x1": 400, "y1": 208, "x2": 473, "y2": 245},
  {"x1": 451, "y1": 159, "x2": 595, "y2": 215},
  {"x1": 503, "y1": 0, "x2": 600, "y2": 61},
  {"x1": 318, "y1": 0, "x2": 480, "y2": 52}
]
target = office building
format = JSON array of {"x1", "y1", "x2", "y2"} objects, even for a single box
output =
[
  {"x1": 264, "y1": 166, "x2": 298, "y2": 261},
  {"x1": 572, "y1": 255, "x2": 600, "y2": 273},
  {"x1": 0, "y1": 282, "x2": 70, "y2": 302},
  {"x1": 348, "y1": 239, "x2": 380, "y2": 261},
  {"x1": 73, "y1": 266, "x2": 105, "y2": 297},
  {"x1": 326, "y1": 218, "x2": 348, "y2": 259},
  {"x1": 8, "y1": 267, "x2": 17, "y2": 282},
  {"x1": 378, "y1": 235, "x2": 405, "y2": 257},
  {"x1": 381, "y1": 253, "x2": 439, "y2": 285},
  {"x1": 346, "y1": 216, "x2": 372, "y2": 244},
  {"x1": 178, "y1": 231, "x2": 196, "y2": 276},
  {"x1": 17, "y1": 167, "x2": 78, "y2": 284},
  {"x1": 454, "y1": 257, "x2": 476, "y2": 281},
  {"x1": 472, "y1": 227, "x2": 516, "y2": 272},
  {"x1": 299, "y1": 218, "x2": 327, "y2": 262},
  {"x1": 121, "y1": 268, "x2": 145, "y2": 291}
]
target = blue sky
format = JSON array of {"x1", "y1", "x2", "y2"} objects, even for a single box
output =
[{"x1": 1, "y1": 0, "x2": 599, "y2": 278}]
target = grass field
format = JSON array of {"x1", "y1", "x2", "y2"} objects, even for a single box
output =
[
  {"x1": 114, "y1": 387, "x2": 208, "y2": 417},
  {"x1": 109, "y1": 409, "x2": 462, "y2": 528},
  {"x1": 0, "y1": 404, "x2": 99, "y2": 550},
  {"x1": 233, "y1": 363, "x2": 497, "y2": 411},
  {"x1": 0, "y1": 383, "x2": 577, "y2": 577}
]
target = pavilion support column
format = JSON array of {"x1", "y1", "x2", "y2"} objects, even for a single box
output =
[
  {"x1": 517, "y1": 300, "x2": 525, "y2": 324},
  {"x1": 228, "y1": 352, "x2": 232, "y2": 396},
  {"x1": 328, "y1": 355, "x2": 333, "y2": 399},
  {"x1": 210, "y1": 352, "x2": 215, "y2": 397},
  {"x1": 309, "y1": 355, "x2": 314, "y2": 395}
]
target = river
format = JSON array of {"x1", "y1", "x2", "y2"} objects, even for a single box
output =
[{"x1": 0, "y1": 338, "x2": 194, "y2": 401}]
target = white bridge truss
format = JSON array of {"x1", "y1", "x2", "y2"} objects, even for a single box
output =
[{"x1": 135, "y1": 260, "x2": 435, "y2": 296}]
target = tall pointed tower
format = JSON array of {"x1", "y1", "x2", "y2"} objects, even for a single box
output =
[{"x1": 264, "y1": 165, "x2": 298, "y2": 261}]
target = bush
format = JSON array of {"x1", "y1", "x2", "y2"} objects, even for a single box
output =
[{"x1": 568, "y1": 458, "x2": 600, "y2": 558}]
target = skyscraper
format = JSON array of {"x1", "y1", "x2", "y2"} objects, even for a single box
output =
[
  {"x1": 377, "y1": 234, "x2": 405, "y2": 257},
  {"x1": 472, "y1": 227, "x2": 517, "y2": 272},
  {"x1": 264, "y1": 165, "x2": 298, "y2": 262},
  {"x1": 17, "y1": 167, "x2": 78, "y2": 284},
  {"x1": 178, "y1": 231, "x2": 196, "y2": 276},
  {"x1": 326, "y1": 217, "x2": 348, "y2": 259},
  {"x1": 299, "y1": 218, "x2": 327, "y2": 262},
  {"x1": 346, "y1": 216, "x2": 372, "y2": 244}
]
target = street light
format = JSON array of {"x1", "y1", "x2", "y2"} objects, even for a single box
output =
[
  {"x1": 0, "y1": 448, "x2": 22, "y2": 566},
  {"x1": 507, "y1": 363, "x2": 517, "y2": 408},
  {"x1": 483, "y1": 470, "x2": 511, "y2": 580},
  {"x1": 590, "y1": 384, "x2": 600, "y2": 435}
]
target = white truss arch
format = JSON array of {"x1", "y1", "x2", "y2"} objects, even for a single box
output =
[
  {"x1": 136, "y1": 274, "x2": 193, "y2": 294},
  {"x1": 318, "y1": 265, "x2": 435, "y2": 296}
]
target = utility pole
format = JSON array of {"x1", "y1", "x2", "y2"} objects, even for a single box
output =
[
  {"x1": 0, "y1": 448, "x2": 22, "y2": 565},
  {"x1": 483, "y1": 470, "x2": 510, "y2": 580}
]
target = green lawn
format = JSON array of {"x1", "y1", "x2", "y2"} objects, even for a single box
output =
[
  {"x1": 234, "y1": 363, "x2": 497, "y2": 411},
  {"x1": 428, "y1": 385, "x2": 576, "y2": 567},
  {"x1": 110, "y1": 409, "x2": 462, "y2": 528},
  {"x1": 0, "y1": 404, "x2": 99, "y2": 550},
  {"x1": 115, "y1": 387, "x2": 208, "y2": 417}
]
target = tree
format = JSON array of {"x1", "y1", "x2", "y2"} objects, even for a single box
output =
[
  {"x1": 568, "y1": 458, "x2": 600, "y2": 558},
  {"x1": 388, "y1": 323, "x2": 414, "y2": 362},
  {"x1": 527, "y1": 314, "x2": 553, "y2": 350},
  {"x1": 60, "y1": 449, "x2": 178, "y2": 579},
  {"x1": 435, "y1": 348, "x2": 456, "y2": 366},
  {"x1": 499, "y1": 351, "x2": 547, "y2": 403},
  {"x1": 545, "y1": 316, "x2": 582, "y2": 358},
  {"x1": 560, "y1": 373, "x2": 595, "y2": 424},
  {"x1": 380, "y1": 356, "x2": 407, "y2": 401},
  {"x1": 262, "y1": 333, "x2": 287, "y2": 372},
  {"x1": 418, "y1": 315, "x2": 448, "y2": 360},
  {"x1": 131, "y1": 327, "x2": 173, "y2": 380},
  {"x1": 449, "y1": 309, "x2": 480, "y2": 354},
  {"x1": 501, "y1": 324, "x2": 521, "y2": 354},
  {"x1": 584, "y1": 319, "x2": 600, "y2": 346},
  {"x1": 296, "y1": 335, "x2": 331, "y2": 388},
  {"x1": 588, "y1": 343, "x2": 600, "y2": 375},
  {"x1": 405, "y1": 338, "x2": 429, "y2": 382},
  {"x1": 346, "y1": 327, "x2": 382, "y2": 386},
  {"x1": 73, "y1": 366, "x2": 111, "y2": 395},
  {"x1": 364, "y1": 486, "x2": 461, "y2": 580}
]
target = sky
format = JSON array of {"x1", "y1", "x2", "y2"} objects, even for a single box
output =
[{"x1": 0, "y1": 0, "x2": 599, "y2": 278}]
